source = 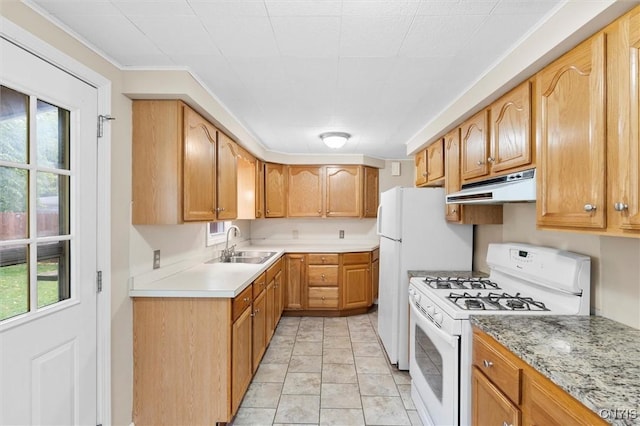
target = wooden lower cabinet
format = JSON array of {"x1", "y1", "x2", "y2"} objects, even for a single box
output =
[
  {"x1": 252, "y1": 289, "x2": 267, "y2": 373},
  {"x1": 342, "y1": 252, "x2": 371, "y2": 310},
  {"x1": 285, "y1": 254, "x2": 305, "y2": 310},
  {"x1": 371, "y1": 249, "x2": 379, "y2": 300},
  {"x1": 472, "y1": 366, "x2": 521, "y2": 426},
  {"x1": 307, "y1": 287, "x2": 339, "y2": 309},
  {"x1": 232, "y1": 305, "x2": 252, "y2": 414},
  {"x1": 472, "y1": 328, "x2": 607, "y2": 426}
]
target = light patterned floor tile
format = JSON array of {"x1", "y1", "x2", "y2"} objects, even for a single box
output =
[
  {"x1": 322, "y1": 363, "x2": 358, "y2": 384},
  {"x1": 320, "y1": 383, "x2": 362, "y2": 409},
  {"x1": 282, "y1": 372, "x2": 321, "y2": 395},
  {"x1": 319, "y1": 408, "x2": 365, "y2": 425},
  {"x1": 355, "y1": 355, "x2": 391, "y2": 375},
  {"x1": 397, "y1": 383, "x2": 416, "y2": 409},
  {"x1": 362, "y1": 396, "x2": 411, "y2": 425},
  {"x1": 352, "y1": 341, "x2": 383, "y2": 357},
  {"x1": 323, "y1": 335, "x2": 351, "y2": 349},
  {"x1": 262, "y1": 345, "x2": 293, "y2": 364},
  {"x1": 407, "y1": 409, "x2": 424, "y2": 425},
  {"x1": 232, "y1": 407, "x2": 276, "y2": 425},
  {"x1": 358, "y1": 373, "x2": 400, "y2": 396},
  {"x1": 241, "y1": 382, "x2": 283, "y2": 408},
  {"x1": 392, "y1": 369, "x2": 412, "y2": 385},
  {"x1": 293, "y1": 341, "x2": 322, "y2": 356},
  {"x1": 253, "y1": 363, "x2": 288, "y2": 383},
  {"x1": 274, "y1": 394, "x2": 320, "y2": 424},
  {"x1": 322, "y1": 347, "x2": 354, "y2": 364},
  {"x1": 288, "y1": 355, "x2": 322, "y2": 373}
]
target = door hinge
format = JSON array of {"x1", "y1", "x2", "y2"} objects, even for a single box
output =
[
  {"x1": 97, "y1": 114, "x2": 115, "y2": 138},
  {"x1": 97, "y1": 270, "x2": 103, "y2": 293}
]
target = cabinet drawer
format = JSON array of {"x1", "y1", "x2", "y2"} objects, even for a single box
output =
[
  {"x1": 307, "y1": 253, "x2": 339, "y2": 265},
  {"x1": 266, "y1": 256, "x2": 282, "y2": 283},
  {"x1": 308, "y1": 265, "x2": 339, "y2": 286},
  {"x1": 307, "y1": 287, "x2": 339, "y2": 309},
  {"x1": 252, "y1": 273, "x2": 266, "y2": 300},
  {"x1": 233, "y1": 285, "x2": 253, "y2": 322},
  {"x1": 473, "y1": 330, "x2": 521, "y2": 404},
  {"x1": 343, "y1": 252, "x2": 370, "y2": 265}
]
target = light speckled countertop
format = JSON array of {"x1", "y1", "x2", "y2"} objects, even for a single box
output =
[{"x1": 471, "y1": 315, "x2": 640, "y2": 425}]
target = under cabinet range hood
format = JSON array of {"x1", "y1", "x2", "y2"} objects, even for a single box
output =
[{"x1": 446, "y1": 168, "x2": 536, "y2": 204}]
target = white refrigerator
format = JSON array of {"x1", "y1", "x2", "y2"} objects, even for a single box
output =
[{"x1": 376, "y1": 187, "x2": 473, "y2": 370}]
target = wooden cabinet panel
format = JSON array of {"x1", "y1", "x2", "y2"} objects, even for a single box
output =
[
  {"x1": 307, "y1": 253, "x2": 339, "y2": 265},
  {"x1": 343, "y1": 252, "x2": 370, "y2": 265},
  {"x1": 415, "y1": 148, "x2": 428, "y2": 186},
  {"x1": 252, "y1": 290, "x2": 266, "y2": 373},
  {"x1": 461, "y1": 110, "x2": 490, "y2": 182},
  {"x1": 274, "y1": 270, "x2": 284, "y2": 324},
  {"x1": 217, "y1": 132, "x2": 238, "y2": 220},
  {"x1": 363, "y1": 166, "x2": 379, "y2": 218},
  {"x1": 426, "y1": 138, "x2": 445, "y2": 184},
  {"x1": 342, "y1": 263, "x2": 371, "y2": 310},
  {"x1": 255, "y1": 160, "x2": 265, "y2": 218},
  {"x1": 265, "y1": 163, "x2": 287, "y2": 218},
  {"x1": 288, "y1": 166, "x2": 324, "y2": 217},
  {"x1": 236, "y1": 146, "x2": 257, "y2": 220},
  {"x1": 252, "y1": 273, "x2": 266, "y2": 300},
  {"x1": 372, "y1": 257, "x2": 379, "y2": 300},
  {"x1": 537, "y1": 33, "x2": 606, "y2": 229},
  {"x1": 233, "y1": 285, "x2": 253, "y2": 322},
  {"x1": 285, "y1": 254, "x2": 305, "y2": 310},
  {"x1": 231, "y1": 305, "x2": 252, "y2": 415},
  {"x1": 266, "y1": 279, "x2": 275, "y2": 341},
  {"x1": 473, "y1": 329, "x2": 522, "y2": 405},
  {"x1": 472, "y1": 367, "x2": 521, "y2": 426},
  {"x1": 326, "y1": 166, "x2": 361, "y2": 217},
  {"x1": 308, "y1": 265, "x2": 339, "y2": 287},
  {"x1": 307, "y1": 287, "x2": 339, "y2": 309},
  {"x1": 490, "y1": 81, "x2": 533, "y2": 174},
  {"x1": 444, "y1": 128, "x2": 503, "y2": 225}
]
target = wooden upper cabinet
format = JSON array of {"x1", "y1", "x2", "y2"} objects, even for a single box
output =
[
  {"x1": 132, "y1": 100, "x2": 217, "y2": 224},
  {"x1": 288, "y1": 166, "x2": 324, "y2": 217},
  {"x1": 426, "y1": 138, "x2": 445, "y2": 184},
  {"x1": 415, "y1": 149, "x2": 428, "y2": 186},
  {"x1": 326, "y1": 166, "x2": 362, "y2": 217},
  {"x1": 217, "y1": 132, "x2": 238, "y2": 220},
  {"x1": 444, "y1": 128, "x2": 463, "y2": 223},
  {"x1": 489, "y1": 81, "x2": 533, "y2": 174},
  {"x1": 255, "y1": 160, "x2": 265, "y2": 219},
  {"x1": 614, "y1": 11, "x2": 640, "y2": 232},
  {"x1": 265, "y1": 163, "x2": 287, "y2": 218},
  {"x1": 461, "y1": 110, "x2": 490, "y2": 182},
  {"x1": 236, "y1": 146, "x2": 256, "y2": 220},
  {"x1": 537, "y1": 33, "x2": 606, "y2": 229},
  {"x1": 363, "y1": 166, "x2": 379, "y2": 218}
]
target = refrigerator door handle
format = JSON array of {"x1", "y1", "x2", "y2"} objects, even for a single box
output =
[{"x1": 376, "y1": 204, "x2": 383, "y2": 236}]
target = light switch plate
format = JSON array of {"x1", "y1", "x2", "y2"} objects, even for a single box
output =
[{"x1": 153, "y1": 250, "x2": 161, "y2": 269}]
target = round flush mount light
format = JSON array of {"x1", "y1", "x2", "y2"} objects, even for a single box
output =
[{"x1": 319, "y1": 132, "x2": 350, "y2": 149}]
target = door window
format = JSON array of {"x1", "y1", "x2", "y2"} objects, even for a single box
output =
[{"x1": 0, "y1": 85, "x2": 71, "y2": 321}]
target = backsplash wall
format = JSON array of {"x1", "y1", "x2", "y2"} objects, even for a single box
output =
[
  {"x1": 474, "y1": 203, "x2": 640, "y2": 329},
  {"x1": 250, "y1": 218, "x2": 377, "y2": 242}
]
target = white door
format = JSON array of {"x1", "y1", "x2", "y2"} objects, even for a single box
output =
[{"x1": 0, "y1": 38, "x2": 98, "y2": 425}]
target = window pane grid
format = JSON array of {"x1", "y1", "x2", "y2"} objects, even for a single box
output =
[{"x1": 0, "y1": 86, "x2": 72, "y2": 322}]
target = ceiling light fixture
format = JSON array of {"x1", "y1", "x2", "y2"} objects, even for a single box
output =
[{"x1": 320, "y1": 132, "x2": 350, "y2": 149}]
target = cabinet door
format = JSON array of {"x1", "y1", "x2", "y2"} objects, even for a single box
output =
[
  {"x1": 236, "y1": 146, "x2": 256, "y2": 220},
  {"x1": 326, "y1": 166, "x2": 361, "y2": 217},
  {"x1": 461, "y1": 110, "x2": 490, "y2": 182},
  {"x1": 342, "y1": 263, "x2": 371, "y2": 310},
  {"x1": 426, "y1": 139, "x2": 445, "y2": 184},
  {"x1": 217, "y1": 132, "x2": 238, "y2": 220},
  {"x1": 288, "y1": 166, "x2": 324, "y2": 217},
  {"x1": 183, "y1": 105, "x2": 217, "y2": 222},
  {"x1": 265, "y1": 163, "x2": 287, "y2": 217},
  {"x1": 232, "y1": 306, "x2": 252, "y2": 415},
  {"x1": 252, "y1": 291, "x2": 266, "y2": 373},
  {"x1": 255, "y1": 160, "x2": 265, "y2": 218},
  {"x1": 471, "y1": 367, "x2": 521, "y2": 426},
  {"x1": 274, "y1": 270, "x2": 284, "y2": 324},
  {"x1": 620, "y1": 12, "x2": 640, "y2": 230},
  {"x1": 284, "y1": 254, "x2": 305, "y2": 310},
  {"x1": 444, "y1": 128, "x2": 463, "y2": 222},
  {"x1": 490, "y1": 81, "x2": 532, "y2": 174},
  {"x1": 363, "y1": 166, "x2": 379, "y2": 218},
  {"x1": 265, "y1": 279, "x2": 275, "y2": 341},
  {"x1": 537, "y1": 33, "x2": 606, "y2": 229},
  {"x1": 415, "y1": 149, "x2": 428, "y2": 186},
  {"x1": 371, "y1": 258, "x2": 379, "y2": 300}
]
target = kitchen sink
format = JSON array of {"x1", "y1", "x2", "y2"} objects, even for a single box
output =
[{"x1": 207, "y1": 251, "x2": 277, "y2": 264}]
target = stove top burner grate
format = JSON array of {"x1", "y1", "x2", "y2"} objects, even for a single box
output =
[
  {"x1": 447, "y1": 291, "x2": 550, "y2": 311},
  {"x1": 423, "y1": 276, "x2": 501, "y2": 290}
]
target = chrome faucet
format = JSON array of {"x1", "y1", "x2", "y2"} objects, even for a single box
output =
[{"x1": 221, "y1": 225, "x2": 241, "y2": 261}]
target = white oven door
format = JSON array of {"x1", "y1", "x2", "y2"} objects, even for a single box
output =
[{"x1": 409, "y1": 301, "x2": 460, "y2": 426}]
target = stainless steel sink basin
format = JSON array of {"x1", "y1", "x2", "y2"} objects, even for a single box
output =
[{"x1": 207, "y1": 251, "x2": 277, "y2": 264}]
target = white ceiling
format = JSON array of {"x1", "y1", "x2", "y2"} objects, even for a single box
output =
[{"x1": 27, "y1": 0, "x2": 562, "y2": 159}]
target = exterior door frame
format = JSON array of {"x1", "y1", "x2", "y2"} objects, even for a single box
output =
[{"x1": 0, "y1": 16, "x2": 112, "y2": 426}]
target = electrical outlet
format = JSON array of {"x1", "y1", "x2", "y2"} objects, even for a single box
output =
[
  {"x1": 339, "y1": 230, "x2": 345, "y2": 239},
  {"x1": 153, "y1": 250, "x2": 161, "y2": 269}
]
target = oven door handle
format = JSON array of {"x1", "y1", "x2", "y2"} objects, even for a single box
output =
[{"x1": 410, "y1": 301, "x2": 459, "y2": 348}]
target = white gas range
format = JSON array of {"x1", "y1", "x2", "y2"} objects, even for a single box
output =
[{"x1": 407, "y1": 243, "x2": 591, "y2": 426}]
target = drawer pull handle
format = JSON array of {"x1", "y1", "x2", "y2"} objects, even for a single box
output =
[
  {"x1": 321, "y1": 273, "x2": 325, "y2": 280},
  {"x1": 483, "y1": 360, "x2": 493, "y2": 368},
  {"x1": 243, "y1": 297, "x2": 250, "y2": 302},
  {"x1": 503, "y1": 422, "x2": 513, "y2": 426},
  {"x1": 614, "y1": 202, "x2": 629, "y2": 211},
  {"x1": 583, "y1": 203, "x2": 597, "y2": 212}
]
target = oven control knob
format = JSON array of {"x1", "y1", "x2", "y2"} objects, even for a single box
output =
[
  {"x1": 426, "y1": 305, "x2": 435, "y2": 316},
  {"x1": 434, "y1": 312, "x2": 443, "y2": 325}
]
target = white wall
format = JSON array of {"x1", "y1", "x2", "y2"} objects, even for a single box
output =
[
  {"x1": 379, "y1": 159, "x2": 415, "y2": 192},
  {"x1": 474, "y1": 203, "x2": 640, "y2": 329}
]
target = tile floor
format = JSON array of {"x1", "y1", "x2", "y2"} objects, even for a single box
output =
[{"x1": 231, "y1": 310, "x2": 423, "y2": 426}]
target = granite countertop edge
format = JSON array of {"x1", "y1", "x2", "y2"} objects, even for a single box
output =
[{"x1": 471, "y1": 315, "x2": 640, "y2": 425}]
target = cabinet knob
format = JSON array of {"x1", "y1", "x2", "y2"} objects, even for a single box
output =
[
  {"x1": 318, "y1": 209, "x2": 321, "y2": 214},
  {"x1": 483, "y1": 360, "x2": 493, "y2": 368},
  {"x1": 503, "y1": 422, "x2": 513, "y2": 426},
  {"x1": 614, "y1": 202, "x2": 629, "y2": 211},
  {"x1": 476, "y1": 160, "x2": 484, "y2": 166},
  {"x1": 422, "y1": 172, "x2": 428, "y2": 177},
  {"x1": 250, "y1": 312, "x2": 256, "y2": 317},
  {"x1": 243, "y1": 297, "x2": 250, "y2": 302},
  {"x1": 321, "y1": 273, "x2": 326, "y2": 280},
  {"x1": 583, "y1": 204, "x2": 597, "y2": 212},
  {"x1": 266, "y1": 209, "x2": 270, "y2": 214},
  {"x1": 326, "y1": 210, "x2": 330, "y2": 214},
  {"x1": 451, "y1": 209, "x2": 457, "y2": 214},
  {"x1": 216, "y1": 207, "x2": 225, "y2": 212},
  {"x1": 321, "y1": 296, "x2": 326, "y2": 300},
  {"x1": 487, "y1": 157, "x2": 495, "y2": 163}
]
